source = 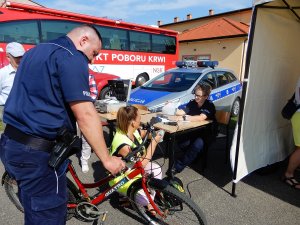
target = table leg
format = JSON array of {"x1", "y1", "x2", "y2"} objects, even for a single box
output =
[{"x1": 166, "y1": 133, "x2": 175, "y2": 179}]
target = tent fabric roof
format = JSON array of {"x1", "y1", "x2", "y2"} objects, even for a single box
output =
[
  {"x1": 159, "y1": 7, "x2": 251, "y2": 27},
  {"x1": 179, "y1": 17, "x2": 249, "y2": 42},
  {"x1": 254, "y1": 0, "x2": 300, "y2": 20}
]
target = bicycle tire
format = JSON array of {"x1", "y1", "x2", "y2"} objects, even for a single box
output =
[
  {"x1": 3, "y1": 172, "x2": 23, "y2": 212},
  {"x1": 129, "y1": 178, "x2": 206, "y2": 225},
  {"x1": 66, "y1": 178, "x2": 79, "y2": 220},
  {"x1": 3, "y1": 172, "x2": 78, "y2": 221}
]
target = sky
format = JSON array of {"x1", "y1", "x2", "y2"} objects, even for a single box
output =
[{"x1": 33, "y1": 0, "x2": 253, "y2": 26}]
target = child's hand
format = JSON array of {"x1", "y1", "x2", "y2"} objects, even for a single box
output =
[{"x1": 155, "y1": 130, "x2": 165, "y2": 142}]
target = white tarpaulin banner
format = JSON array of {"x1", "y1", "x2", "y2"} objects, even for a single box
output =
[{"x1": 231, "y1": 0, "x2": 300, "y2": 182}]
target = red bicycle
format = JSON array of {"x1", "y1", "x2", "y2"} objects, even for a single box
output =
[{"x1": 2, "y1": 121, "x2": 206, "y2": 225}]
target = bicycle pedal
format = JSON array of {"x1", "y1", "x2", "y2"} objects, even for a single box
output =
[{"x1": 98, "y1": 211, "x2": 108, "y2": 225}]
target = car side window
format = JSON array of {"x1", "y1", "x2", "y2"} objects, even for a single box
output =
[
  {"x1": 200, "y1": 73, "x2": 216, "y2": 89},
  {"x1": 224, "y1": 72, "x2": 237, "y2": 82},
  {"x1": 216, "y1": 71, "x2": 229, "y2": 87}
]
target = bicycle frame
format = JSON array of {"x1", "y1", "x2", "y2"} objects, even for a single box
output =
[
  {"x1": 2, "y1": 118, "x2": 207, "y2": 224},
  {"x1": 66, "y1": 158, "x2": 165, "y2": 217}
]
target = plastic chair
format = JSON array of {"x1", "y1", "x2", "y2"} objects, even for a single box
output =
[
  {"x1": 200, "y1": 110, "x2": 231, "y2": 171},
  {"x1": 215, "y1": 110, "x2": 231, "y2": 163}
]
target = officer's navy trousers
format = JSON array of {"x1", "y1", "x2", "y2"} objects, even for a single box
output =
[{"x1": 0, "y1": 134, "x2": 68, "y2": 225}]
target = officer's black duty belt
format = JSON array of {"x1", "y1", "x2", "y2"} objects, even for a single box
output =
[{"x1": 4, "y1": 125, "x2": 56, "y2": 153}]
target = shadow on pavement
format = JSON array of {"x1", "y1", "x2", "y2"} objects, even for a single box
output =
[
  {"x1": 90, "y1": 160, "x2": 146, "y2": 224},
  {"x1": 108, "y1": 193, "x2": 145, "y2": 224},
  {"x1": 189, "y1": 129, "x2": 300, "y2": 208},
  {"x1": 242, "y1": 160, "x2": 300, "y2": 208},
  {"x1": 101, "y1": 122, "x2": 300, "y2": 215}
]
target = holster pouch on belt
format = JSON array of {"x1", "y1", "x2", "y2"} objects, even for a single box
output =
[{"x1": 48, "y1": 127, "x2": 82, "y2": 169}]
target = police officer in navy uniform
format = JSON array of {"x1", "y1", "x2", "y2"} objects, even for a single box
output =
[
  {"x1": 174, "y1": 82, "x2": 216, "y2": 173},
  {"x1": 0, "y1": 25, "x2": 125, "y2": 225}
]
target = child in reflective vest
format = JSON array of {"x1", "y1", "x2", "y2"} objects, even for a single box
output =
[{"x1": 110, "y1": 106, "x2": 164, "y2": 215}]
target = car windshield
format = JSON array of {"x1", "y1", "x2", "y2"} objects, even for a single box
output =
[{"x1": 141, "y1": 71, "x2": 202, "y2": 92}]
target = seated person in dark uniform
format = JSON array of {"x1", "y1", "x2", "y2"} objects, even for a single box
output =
[{"x1": 174, "y1": 82, "x2": 216, "y2": 173}]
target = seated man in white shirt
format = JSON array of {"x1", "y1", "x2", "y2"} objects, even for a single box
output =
[{"x1": 0, "y1": 42, "x2": 25, "y2": 126}]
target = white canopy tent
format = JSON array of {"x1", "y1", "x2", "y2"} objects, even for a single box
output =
[{"x1": 230, "y1": 0, "x2": 300, "y2": 195}]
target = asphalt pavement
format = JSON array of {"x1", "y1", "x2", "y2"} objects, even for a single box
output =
[{"x1": 0, "y1": 127, "x2": 299, "y2": 225}]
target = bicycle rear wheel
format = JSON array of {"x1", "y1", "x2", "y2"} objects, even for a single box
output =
[
  {"x1": 3, "y1": 172, "x2": 23, "y2": 212},
  {"x1": 2, "y1": 172, "x2": 77, "y2": 221},
  {"x1": 129, "y1": 178, "x2": 206, "y2": 225}
]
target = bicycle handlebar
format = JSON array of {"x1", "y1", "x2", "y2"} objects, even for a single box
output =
[{"x1": 123, "y1": 116, "x2": 161, "y2": 163}]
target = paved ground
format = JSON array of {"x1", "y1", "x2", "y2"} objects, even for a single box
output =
[{"x1": 0, "y1": 127, "x2": 299, "y2": 225}]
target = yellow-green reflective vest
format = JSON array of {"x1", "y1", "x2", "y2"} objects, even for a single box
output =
[{"x1": 109, "y1": 129, "x2": 144, "y2": 195}]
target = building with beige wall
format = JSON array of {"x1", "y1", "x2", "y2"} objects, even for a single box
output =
[
  {"x1": 180, "y1": 37, "x2": 247, "y2": 80},
  {"x1": 159, "y1": 8, "x2": 252, "y2": 32},
  {"x1": 159, "y1": 8, "x2": 252, "y2": 80}
]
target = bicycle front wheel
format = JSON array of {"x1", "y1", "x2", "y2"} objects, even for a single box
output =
[{"x1": 129, "y1": 178, "x2": 206, "y2": 225}]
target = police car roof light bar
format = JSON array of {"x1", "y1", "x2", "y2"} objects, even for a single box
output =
[
  {"x1": 197, "y1": 60, "x2": 219, "y2": 69},
  {"x1": 176, "y1": 60, "x2": 219, "y2": 69},
  {"x1": 175, "y1": 61, "x2": 186, "y2": 68},
  {"x1": 176, "y1": 60, "x2": 198, "y2": 68}
]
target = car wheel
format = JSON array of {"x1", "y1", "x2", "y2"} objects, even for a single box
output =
[
  {"x1": 135, "y1": 73, "x2": 149, "y2": 87},
  {"x1": 231, "y1": 98, "x2": 240, "y2": 116},
  {"x1": 99, "y1": 86, "x2": 111, "y2": 99}
]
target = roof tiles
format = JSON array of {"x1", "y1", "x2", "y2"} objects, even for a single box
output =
[{"x1": 179, "y1": 17, "x2": 249, "y2": 42}]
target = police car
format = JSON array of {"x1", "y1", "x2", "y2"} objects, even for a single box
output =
[{"x1": 128, "y1": 60, "x2": 242, "y2": 116}]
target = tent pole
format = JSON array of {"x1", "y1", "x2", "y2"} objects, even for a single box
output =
[
  {"x1": 231, "y1": 6, "x2": 258, "y2": 197},
  {"x1": 231, "y1": 79, "x2": 248, "y2": 197},
  {"x1": 282, "y1": 0, "x2": 300, "y2": 21}
]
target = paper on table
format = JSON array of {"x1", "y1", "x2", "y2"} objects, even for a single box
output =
[
  {"x1": 158, "y1": 117, "x2": 171, "y2": 123},
  {"x1": 162, "y1": 102, "x2": 178, "y2": 115},
  {"x1": 181, "y1": 120, "x2": 190, "y2": 123}
]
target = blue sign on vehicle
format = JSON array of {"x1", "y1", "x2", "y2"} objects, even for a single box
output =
[
  {"x1": 129, "y1": 89, "x2": 172, "y2": 105},
  {"x1": 209, "y1": 83, "x2": 242, "y2": 101}
]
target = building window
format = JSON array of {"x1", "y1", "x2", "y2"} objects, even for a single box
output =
[{"x1": 182, "y1": 55, "x2": 211, "y2": 61}]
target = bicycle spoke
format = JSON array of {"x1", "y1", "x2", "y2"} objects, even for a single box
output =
[{"x1": 129, "y1": 180, "x2": 206, "y2": 225}]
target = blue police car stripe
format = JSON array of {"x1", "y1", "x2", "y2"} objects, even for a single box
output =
[
  {"x1": 129, "y1": 89, "x2": 172, "y2": 105},
  {"x1": 209, "y1": 83, "x2": 242, "y2": 101},
  {"x1": 130, "y1": 83, "x2": 242, "y2": 108},
  {"x1": 178, "y1": 83, "x2": 242, "y2": 109}
]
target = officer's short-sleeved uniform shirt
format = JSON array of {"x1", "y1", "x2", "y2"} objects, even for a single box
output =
[
  {"x1": 183, "y1": 99, "x2": 217, "y2": 137},
  {"x1": 183, "y1": 99, "x2": 216, "y2": 121},
  {"x1": 4, "y1": 36, "x2": 93, "y2": 140}
]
